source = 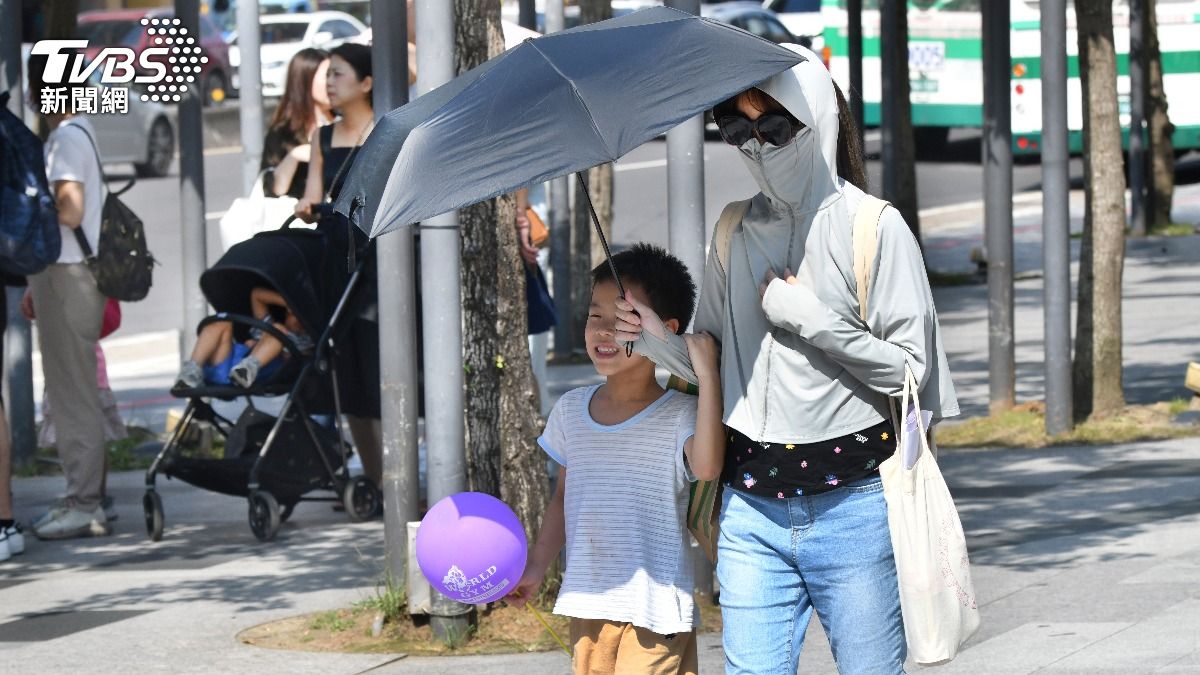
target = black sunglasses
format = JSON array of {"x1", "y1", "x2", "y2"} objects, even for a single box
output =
[{"x1": 716, "y1": 113, "x2": 802, "y2": 147}]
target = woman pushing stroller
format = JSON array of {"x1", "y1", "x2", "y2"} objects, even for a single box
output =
[{"x1": 174, "y1": 286, "x2": 313, "y2": 390}]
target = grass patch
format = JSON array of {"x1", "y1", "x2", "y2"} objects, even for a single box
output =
[
  {"x1": 927, "y1": 270, "x2": 982, "y2": 287},
  {"x1": 309, "y1": 610, "x2": 354, "y2": 633},
  {"x1": 15, "y1": 425, "x2": 165, "y2": 477},
  {"x1": 938, "y1": 400, "x2": 1200, "y2": 449},
  {"x1": 353, "y1": 573, "x2": 408, "y2": 625},
  {"x1": 1148, "y1": 222, "x2": 1198, "y2": 237}
]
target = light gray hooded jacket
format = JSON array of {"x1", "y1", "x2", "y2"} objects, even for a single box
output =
[{"x1": 631, "y1": 45, "x2": 959, "y2": 444}]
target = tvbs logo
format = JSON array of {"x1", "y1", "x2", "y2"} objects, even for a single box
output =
[{"x1": 32, "y1": 17, "x2": 208, "y2": 115}]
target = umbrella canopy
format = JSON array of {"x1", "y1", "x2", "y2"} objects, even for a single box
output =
[{"x1": 334, "y1": 6, "x2": 803, "y2": 238}]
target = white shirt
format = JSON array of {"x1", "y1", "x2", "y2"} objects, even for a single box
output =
[
  {"x1": 43, "y1": 118, "x2": 103, "y2": 264},
  {"x1": 538, "y1": 385, "x2": 699, "y2": 635}
]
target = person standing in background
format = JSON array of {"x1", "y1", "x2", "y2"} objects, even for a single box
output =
[{"x1": 260, "y1": 48, "x2": 331, "y2": 199}]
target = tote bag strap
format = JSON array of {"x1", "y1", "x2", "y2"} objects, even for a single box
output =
[
  {"x1": 852, "y1": 194, "x2": 889, "y2": 325},
  {"x1": 713, "y1": 199, "x2": 751, "y2": 275}
]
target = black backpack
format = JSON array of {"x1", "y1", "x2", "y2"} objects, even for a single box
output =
[
  {"x1": 70, "y1": 124, "x2": 156, "y2": 302},
  {"x1": 0, "y1": 92, "x2": 62, "y2": 276}
]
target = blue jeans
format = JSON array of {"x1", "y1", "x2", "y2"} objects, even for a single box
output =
[{"x1": 717, "y1": 476, "x2": 906, "y2": 674}]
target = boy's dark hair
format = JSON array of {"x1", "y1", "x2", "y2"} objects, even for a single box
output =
[{"x1": 591, "y1": 243, "x2": 696, "y2": 335}]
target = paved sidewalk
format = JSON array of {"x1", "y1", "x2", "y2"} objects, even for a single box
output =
[
  {"x1": 3, "y1": 186, "x2": 1199, "y2": 672},
  {"x1": 4, "y1": 435, "x2": 1199, "y2": 673}
]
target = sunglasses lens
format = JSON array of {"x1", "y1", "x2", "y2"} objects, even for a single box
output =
[
  {"x1": 717, "y1": 116, "x2": 753, "y2": 146},
  {"x1": 758, "y1": 114, "x2": 797, "y2": 146}
]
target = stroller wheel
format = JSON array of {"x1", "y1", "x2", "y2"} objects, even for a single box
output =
[
  {"x1": 143, "y1": 492, "x2": 164, "y2": 542},
  {"x1": 343, "y1": 476, "x2": 380, "y2": 523},
  {"x1": 248, "y1": 491, "x2": 282, "y2": 542},
  {"x1": 279, "y1": 501, "x2": 296, "y2": 523}
]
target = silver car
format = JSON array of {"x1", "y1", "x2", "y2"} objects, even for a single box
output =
[{"x1": 21, "y1": 43, "x2": 177, "y2": 178}]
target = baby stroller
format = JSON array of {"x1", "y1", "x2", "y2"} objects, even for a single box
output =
[{"x1": 143, "y1": 223, "x2": 380, "y2": 542}]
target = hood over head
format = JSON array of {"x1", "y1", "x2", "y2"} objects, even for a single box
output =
[{"x1": 733, "y1": 44, "x2": 841, "y2": 213}]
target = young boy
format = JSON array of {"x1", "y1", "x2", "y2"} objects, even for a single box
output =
[{"x1": 507, "y1": 244, "x2": 725, "y2": 675}]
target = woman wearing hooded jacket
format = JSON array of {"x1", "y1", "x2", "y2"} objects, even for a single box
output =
[{"x1": 615, "y1": 46, "x2": 959, "y2": 674}]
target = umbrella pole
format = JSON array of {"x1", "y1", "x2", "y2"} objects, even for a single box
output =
[{"x1": 575, "y1": 171, "x2": 635, "y2": 356}]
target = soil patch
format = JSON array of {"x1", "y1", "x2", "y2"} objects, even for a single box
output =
[{"x1": 238, "y1": 597, "x2": 722, "y2": 656}]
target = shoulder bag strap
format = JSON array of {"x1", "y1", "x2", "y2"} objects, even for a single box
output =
[
  {"x1": 713, "y1": 199, "x2": 751, "y2": 275},
  {"x1": 852, "y1": 193, "x2": 889, "y2": 325},
  {"x1": 60, "y1": 122, "x2": 116, "y2": 260}
]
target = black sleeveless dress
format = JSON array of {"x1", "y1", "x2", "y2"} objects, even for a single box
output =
[{"x1": 318, "y1": 124, "x2": 380, "y2": 419}]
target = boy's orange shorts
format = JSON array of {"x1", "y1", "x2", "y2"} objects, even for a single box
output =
[{"x1": 569, "y1": 618, "x2": 697, "y2": 675}]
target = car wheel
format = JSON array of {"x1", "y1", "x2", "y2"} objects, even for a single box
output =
[
  {"x1": 135, "y1": 117, "x2": 174, "y2": 178},
  {"x1": 204, "y1": 70, "x2": 228, "y2": 107}
]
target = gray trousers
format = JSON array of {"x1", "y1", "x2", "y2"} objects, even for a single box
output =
[{"x1": 30, "y1": 263, "x2": 106, "y2": 511}]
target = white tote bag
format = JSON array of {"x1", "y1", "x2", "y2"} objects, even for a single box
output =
[
  {"x1": 218, "y1": 172, "x2": 301, "y2": 252},
  {"x1": 879, "y1": 366, "x2": 981, "y2": 665}
]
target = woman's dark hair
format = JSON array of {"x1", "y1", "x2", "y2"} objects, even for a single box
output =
[
  {"x1": 268, "y1": 48, "x2": 328, "y2": 141},
  {"x1": 330, "y1": 43, "x2": 372, "y2": 82},
  {"x1": 711, "y1": 83, "x2": 869, "y2": 191},
  {"x1": 833, "y1": 81, "x2": 868, "y2": 191},
  {"x1": 591, "y1": 243, "x2": 696, "y2": 335}
]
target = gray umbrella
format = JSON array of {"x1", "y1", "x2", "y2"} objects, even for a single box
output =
[{"x1": 333, "y1": 6, "x2": 803, "y2": 240}]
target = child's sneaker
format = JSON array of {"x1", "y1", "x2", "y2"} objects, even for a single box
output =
[
  {"x1": 229, "y1": 356, "x2": 261, "y2": 388},
  {"x1": 1, "y1": 523, "x2": 25, "y2": 557},
  {"x1": 174, "y1": 360, "x2": 203, "y2": 390}
]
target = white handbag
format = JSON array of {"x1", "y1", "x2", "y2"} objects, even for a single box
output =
[
  {"x1": 880, "y1": 367, "x2": 980, "y2": 665},
  {"x1": 853, "y1": 194, "x2": 980, "y2": 665},
  {"x1": 218, "y1": 172, "x2": 301, "y2": 252}
]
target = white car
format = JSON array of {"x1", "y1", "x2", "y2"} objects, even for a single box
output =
[
  {"x1": 229, "y1": 11, "x2": 367, "y2": 98},
  {"x1": 761, "y1": 0, "x2": 824, "y2": 49}
]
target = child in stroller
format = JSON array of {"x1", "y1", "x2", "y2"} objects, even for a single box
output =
[{"x1": 174, "y1": 287, "x2": 314, "y2": 390}]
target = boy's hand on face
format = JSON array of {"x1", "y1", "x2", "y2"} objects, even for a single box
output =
[
  {"x1": 684, "y1": 332, "x2": 721, "y2": 382},
  {"x1": 614, "y1": 294, "x2": 667, "y2": 345},
  {"x1": 505, "y1": 568, "x2": 545, "y2": 609}
]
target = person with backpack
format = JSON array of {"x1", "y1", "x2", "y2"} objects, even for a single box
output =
[
  {"x1": 21, "y1": 53, "x2": 112, "y2": 540},
  {"x1": 613, "y1": 46, "x2": 960, "y2": 673}
]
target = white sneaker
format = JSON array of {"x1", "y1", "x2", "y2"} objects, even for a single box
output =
[
  {"x1": 1, "y1": 524, "x2": 25, "y2": 556},
  {"x1": 33, "y1": 506, "x2": 110, "y2": 540},
  {"x1": 32, "y1": 498, "x2": 70, "y2": 530}
]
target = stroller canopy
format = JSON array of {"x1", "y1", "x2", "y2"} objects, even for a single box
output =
[{"x1": 200, "y1": 229, "x2": 328, "y2": 338}]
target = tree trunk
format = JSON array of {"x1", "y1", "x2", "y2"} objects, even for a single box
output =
[
  {"x1": 454, "y1": 0, "x2": 548, "y2": 536},
  {"x1": 1073, "y1": 0, "x2": 1126, "y2": 420},
  {"x1": 879, "y1": 0, "x2": 921, "y2": 244},
  {"x1": 1145, "y1": 0, "x2": 1175, "y2": 227},
  {"x1": 455, "y1": 0, "x2": 503, "y2": 496},
  {"x1": 570, "y1": 0, "x2": 615, "y2": 355}
]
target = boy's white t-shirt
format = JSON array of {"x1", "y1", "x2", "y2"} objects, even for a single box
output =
[
  {"x1": 43, "y1": 118, "x2": 103, "y2": 263},
  {"x1": 538, "y1": 384, "x2": 699, "y2": 635}
]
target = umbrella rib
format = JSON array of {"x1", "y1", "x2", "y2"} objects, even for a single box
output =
[{"x1": 524, "y1": 41, "x2": 615, "y2": 160}]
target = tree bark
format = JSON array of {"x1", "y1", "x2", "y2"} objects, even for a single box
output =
[
  {"x1": 455, "y1": 0, "x2": 504, "y2": 496},
  {"x1": 1144, "y1": 0, "x2": 1175, "y2": 227},
  {"x1": 454, "y1": 0, "x2": 548, "y2": 537},
  {"x1": 570, "y1": 0, "x2": 615, "y2": 355},
  {"x1": 879, "y1": 0, "x2": 921, "y2": 244},
  {"x1": 1073, "y1": 0, "x2": 1126, "y2": 420}
]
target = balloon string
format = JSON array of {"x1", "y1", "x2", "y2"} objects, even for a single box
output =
[{"x1": 526, "y1": 603, "x2": 571, "y2": 657}]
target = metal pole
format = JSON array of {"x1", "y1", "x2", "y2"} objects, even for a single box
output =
[
  {"x1": 0, "y1": 0, "x2": 36, "y2": 468},
  {"x1": 983, "y1": 0, "x2": 1014, "y2": 413},
  {"x1": 879, "y1": 0, "x2": 899, "y2": 199},
  {"x1": 663, "y1": 0, "x2": 711, "y2": 598},
  {"x1": 416, "y1": 0, "x2": 470, "y2": 640},
  {"x1": 1041, "y1": 0, "x2": 1073, "y2": 434},
  {"x1": 176, "y1": 0, "x2": 208, "y2": 355},
  {"x1": 664, "y1": 0, "x2": 706, "y2": 290},
  {"x1": 370, "y1": 0, "x2": 420, "y2": 606},
  {"x1": 1128, "y1": 0, "x2": 1147, "y2": 236},
  {"x1": 847, "y1": 0, "x2": 865, "y2": 148},
  {"x1": 518, "y1": 0, "x2": 537, "y2": 30},
  {"x1": 235, "y1": 0, "x2": 264, "y2": 194},
  {"x1": 546, "y1": 0, "x2": 571, "y2": 361}
]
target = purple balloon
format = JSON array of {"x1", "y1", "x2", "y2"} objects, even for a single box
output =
[{"x1": 415, "y1": 492, "x2": 528, "y2": 605}]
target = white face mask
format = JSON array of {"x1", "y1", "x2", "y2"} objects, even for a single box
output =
[{"x1": 738, "y1": 125, "x2": 835, "y2": 211}]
